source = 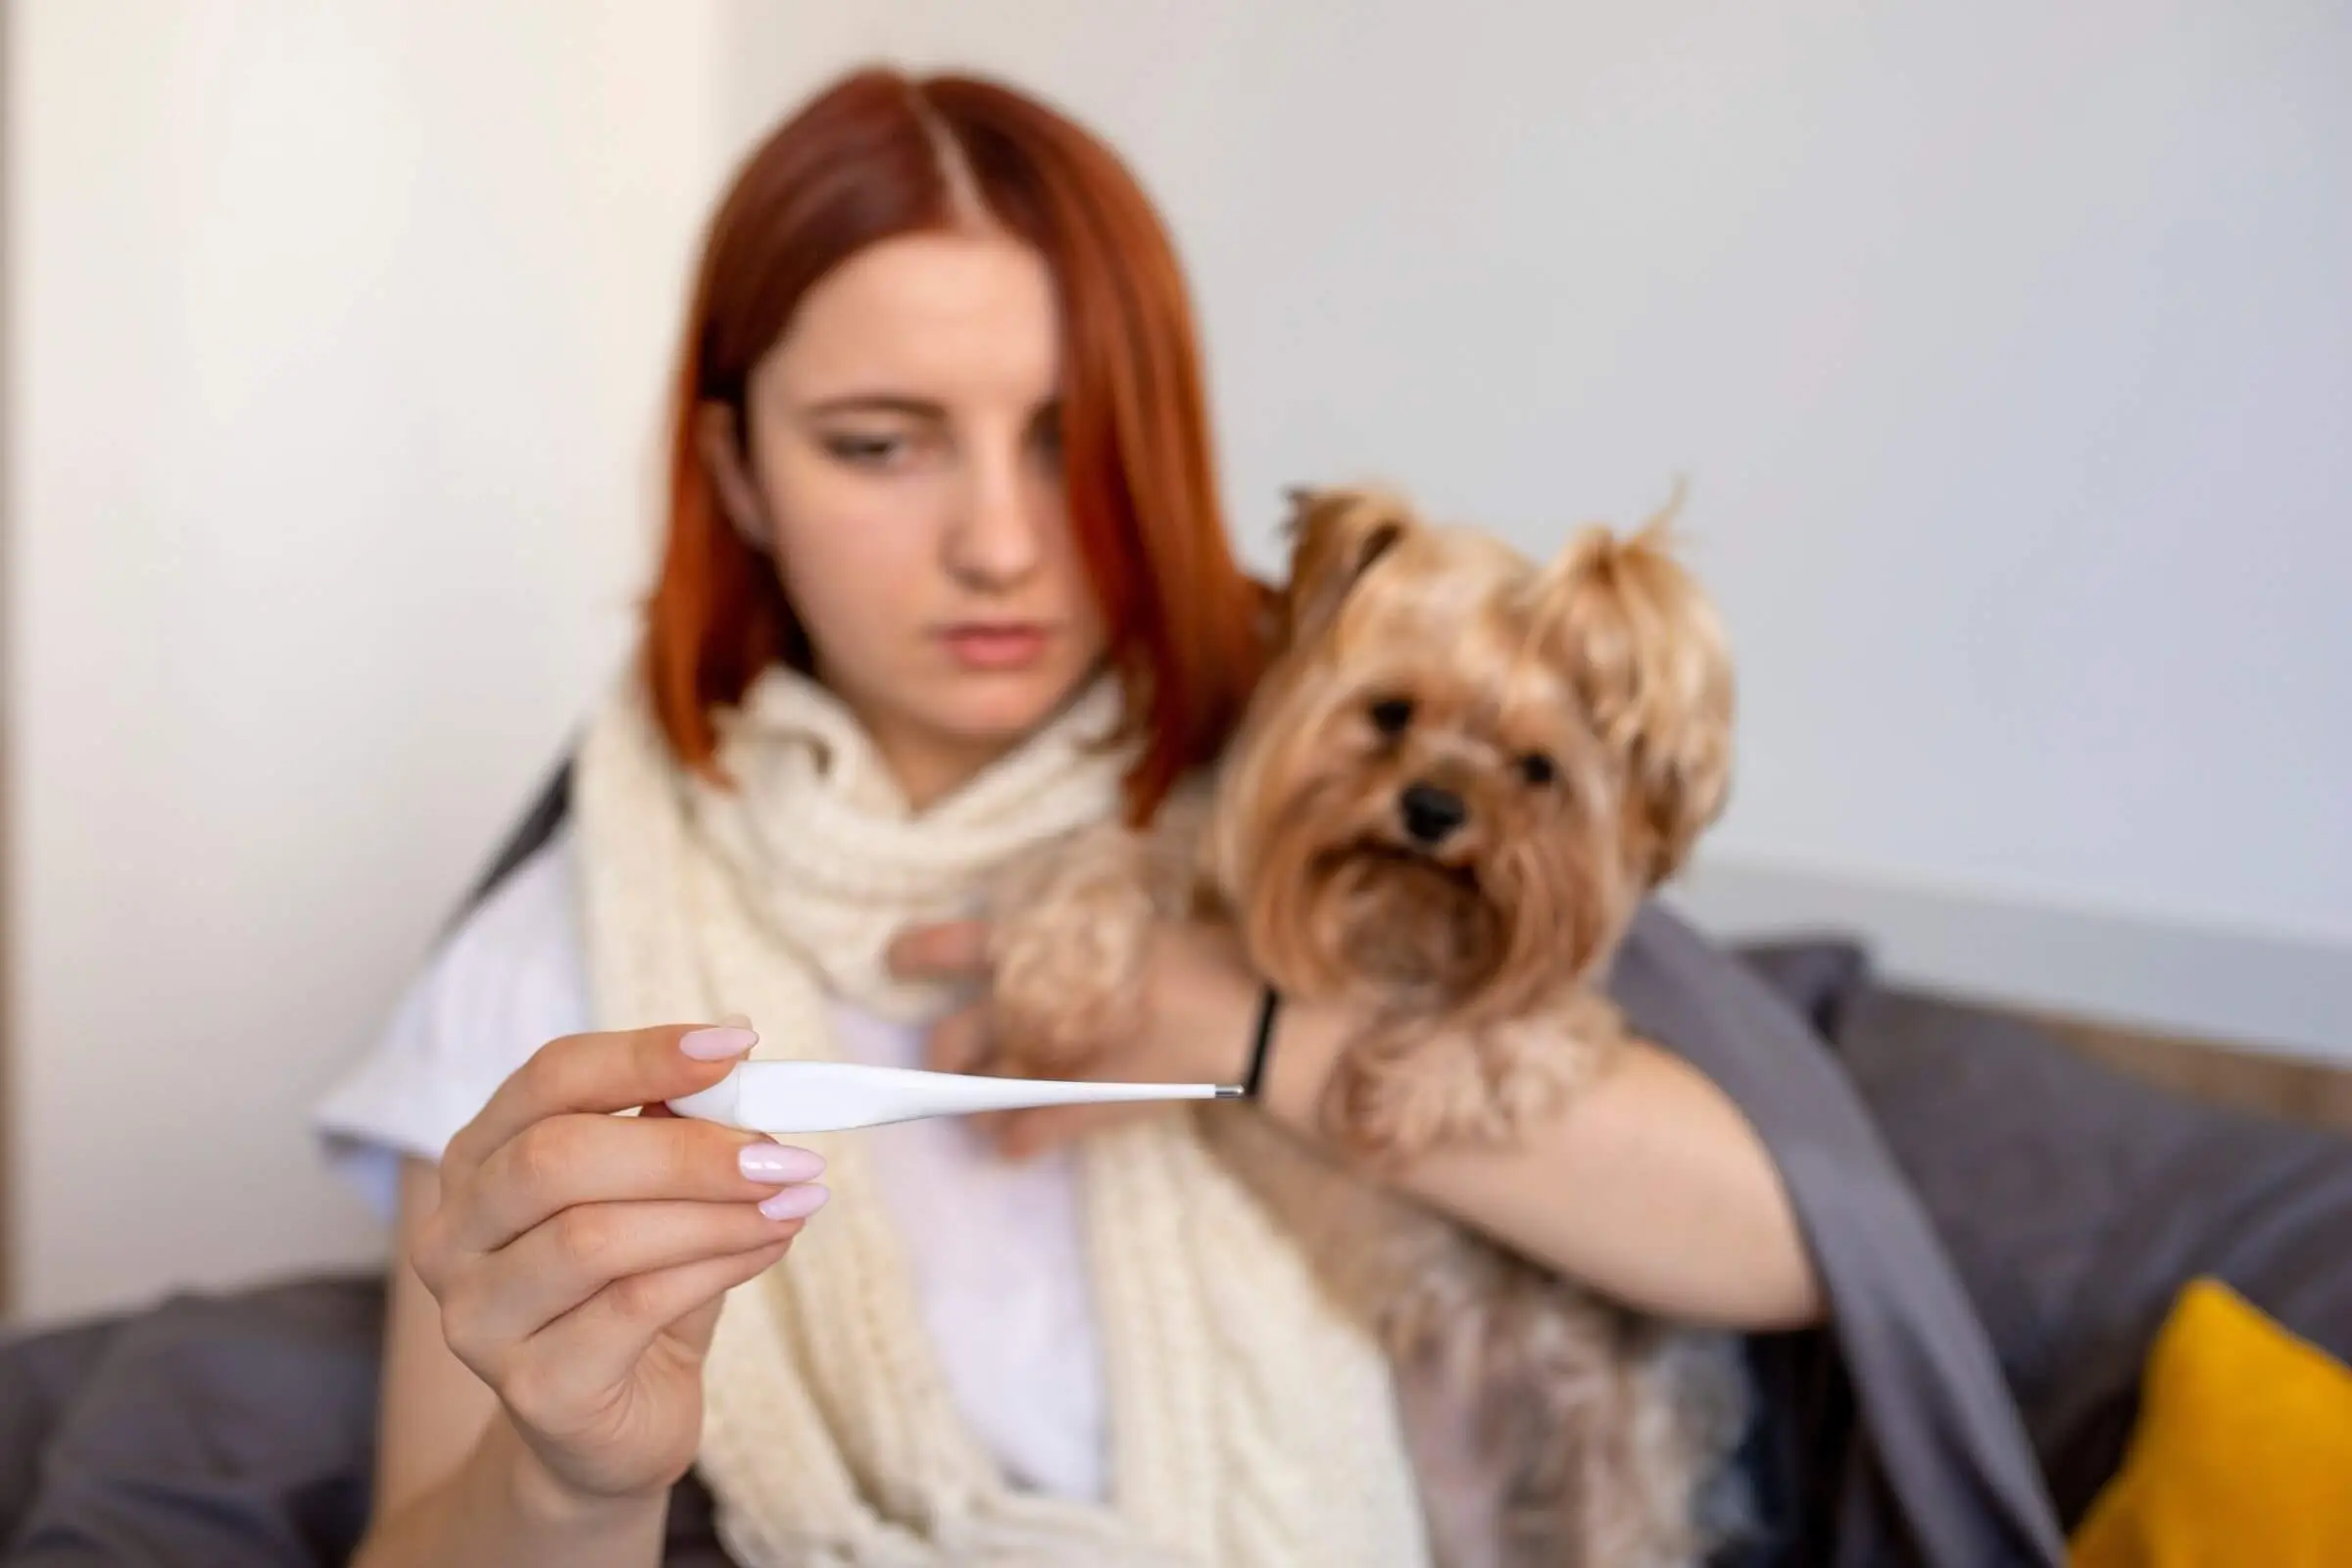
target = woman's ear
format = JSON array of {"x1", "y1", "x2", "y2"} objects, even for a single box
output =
[{"x1": 695, "y1": 401, "x2": 773, "y2": 554}]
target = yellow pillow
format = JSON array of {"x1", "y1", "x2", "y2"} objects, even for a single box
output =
[{"x1": 2072, "y1": 1277, "x2": 2352, "y2": 1567}]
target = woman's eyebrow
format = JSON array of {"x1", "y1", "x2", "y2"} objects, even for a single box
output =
[{"x1": 798, "y1": 393, "x2": 947, "y2": 419}]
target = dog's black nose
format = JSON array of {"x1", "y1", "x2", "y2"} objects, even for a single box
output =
[{"x1": 1399, "y1": 782, "x2": 1468, "y2": 846}]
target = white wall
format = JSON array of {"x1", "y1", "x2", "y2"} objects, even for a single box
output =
[
  {"x1": 5, "y1": 0, "x2": 730, "y2": 1323},
  {"x1": 732, "y1": 0, "x2": 2352, "y2": 1057}
]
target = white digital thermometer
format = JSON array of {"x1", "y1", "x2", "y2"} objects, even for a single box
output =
[{"x1": 666, "y1": 1059, "x2": 1241, "y2": 1135}]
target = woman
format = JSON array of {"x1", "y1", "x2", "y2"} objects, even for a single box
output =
[{"x1": 315, "y1": 69, "x2": 2048, "y2": 1568}]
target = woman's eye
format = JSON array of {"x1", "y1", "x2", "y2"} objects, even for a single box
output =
[
  {"x1": 1518, "y1": 752, "x2": 1557, "y2": 787},
  {"x1": 1028, "y1": 408, "x2": 1064, "y2": 466},
  {"x1": 820, "y1": 431, "x2": 911, "y2": 468},
  {"x1": 1368, "y1": 697, "x2": 1414, "y2": 736}
]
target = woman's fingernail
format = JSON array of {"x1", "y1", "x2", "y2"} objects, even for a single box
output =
[
  {"x1": 759, "y1": 1183, "x2": 829, "y2": 1221},
  {"x1": 680, "y1": 1025, "x2": 758, "y2": 1060},
  {"x1": 738, "y1": 1143, "x2": 825, "y2": 1184}
]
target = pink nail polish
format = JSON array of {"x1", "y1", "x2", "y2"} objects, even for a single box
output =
[
  {"x1": 680, "y1": 1025, "x2": 758, "y2": 1060},
  {"x1": 759, "y1": 1183, "x2": 829, "y2": 1222},
  {"x1": 738, "y1": 1143, "x2": 825, "y2": 1184}
]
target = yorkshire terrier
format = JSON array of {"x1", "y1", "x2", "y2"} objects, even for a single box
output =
[{"x1": 986, "y1": 486, "x2": 1753, "y2": 1567}]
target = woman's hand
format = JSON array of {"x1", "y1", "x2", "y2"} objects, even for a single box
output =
[
  {"x1": 890, "y1": 917, "x2": 1285, "y2": 1156},
  {"x1": 408, "y1": 1024, "x2": 829, "y2": 1507}
]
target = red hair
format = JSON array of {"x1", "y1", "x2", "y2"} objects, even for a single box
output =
[{"x1": 645, "y1": 67, "x2": 1265, "y2": 821}]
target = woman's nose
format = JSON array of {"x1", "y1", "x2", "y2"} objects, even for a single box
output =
[{"x1": 943, "y1": 457, "x2": 1046, "y2": 592}]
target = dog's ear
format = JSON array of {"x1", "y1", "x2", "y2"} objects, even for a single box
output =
[
  {"x1": 1535, "y1": 484, "x2": 1734, "y2": 883},
  {"x1": 1280, "y1": 485, "x2": 1418, "y2": 643}
]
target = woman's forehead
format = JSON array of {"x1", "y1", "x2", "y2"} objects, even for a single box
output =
[{"x1": 763, "y1": 229, "x2": 1062, "y2": 406}]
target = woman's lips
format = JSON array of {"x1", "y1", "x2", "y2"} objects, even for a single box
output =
[{"x1": 938, "y1": 622, "x2": 1054, "y2": 670}]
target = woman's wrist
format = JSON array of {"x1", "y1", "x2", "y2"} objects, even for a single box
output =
[
  {"x1": 1157, "y1": 919, "x2": 1355, "y2": 1135},
  {"x1": 1235, "y1": 991, "x2": 1354, "y2": 1140},
  {"x1": 482, "y1": 1412, "x2": 669, "y2": 1547},
  {"x1": 356, "y1": 1413, "x2": 669, "y2": 1568}
]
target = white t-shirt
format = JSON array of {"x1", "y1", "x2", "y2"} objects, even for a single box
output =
[{"x1": 312, "y1": 823, "x2": 1110, "y2": 1503}]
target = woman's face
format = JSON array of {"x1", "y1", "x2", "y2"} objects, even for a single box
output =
[{"x1": 701, "y1": 229, "x2": 1106, "y2": 808}]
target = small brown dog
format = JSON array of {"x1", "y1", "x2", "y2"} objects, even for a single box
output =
[{"x1": 989, "y1": 486, "x2": 1753, "y2": 1567}]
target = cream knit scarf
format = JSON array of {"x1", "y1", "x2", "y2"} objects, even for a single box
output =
[{"x1": 572, "y1": 665, "x2": 1429, "y2": 1568}]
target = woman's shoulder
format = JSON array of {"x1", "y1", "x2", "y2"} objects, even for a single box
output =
[
  {"x1": 431, "y1": 823, "x2": 590, "y2": 1018},
  {"x1": 391, "y1": 824, "x2": 594, "y2": 1068},
  {"x1": 314, "y1": 827, "x2": 593, "y2": 1211}
]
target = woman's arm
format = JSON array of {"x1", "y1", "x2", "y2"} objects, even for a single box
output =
[
  {"x1": 902, "y1": 917, "x2": 1824, "y2": 1332},
  {"x1": 351, "y1": 1160, "x2": 669, "y2": 1568},
  {"x1": 1251, "y1": 991, "x2": 1824, "y2": 1331}
]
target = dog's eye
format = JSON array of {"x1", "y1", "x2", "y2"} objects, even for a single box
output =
[
  {"x1": 1518, "y1": 752, "x2": 1557, "y2": 787},
  {"x1": 1368, "y1": 697, "x2": 1415, "y2": 736}
]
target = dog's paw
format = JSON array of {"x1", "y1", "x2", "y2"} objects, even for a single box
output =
[
  {"x1": 1321, "y1": 1008, "x2": 1621, "y2": 1159},
  {"x1": 989, "y1": 966, "x2": 1144, "y2": 1076},
  {"x1": 1425, "y1": 994, "x2": 1626, "y2": 1144},
  {"x1": 1473, "y1": 1030, "x2": 1607, "y2": 1144},
  {"x1": 987, "y1": 831, "x2": 1160, "y2": 1074},
  {"x1": 1319, "y1": 1043, "x2": 1450, "y2": 1165}
]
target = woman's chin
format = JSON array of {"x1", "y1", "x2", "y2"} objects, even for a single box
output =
[
  {"x1": 895, "y1": 667, "x2": 1098, "y2": 767},
  {"x1": 941, "y1": 662, "x2": 1097, "y2": 731}
]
